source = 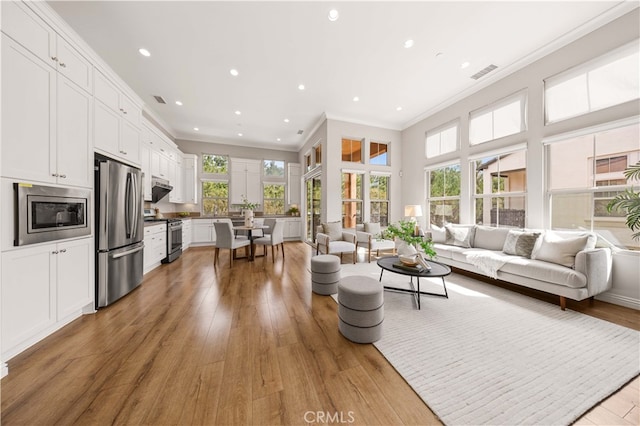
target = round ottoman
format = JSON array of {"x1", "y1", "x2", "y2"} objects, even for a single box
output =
[
  {"x1": 311, "y1": 254, "x2": 341, "y2": 295},
  {"x1": 338, "y1": 275, "x2": 384, "y2": 343}
]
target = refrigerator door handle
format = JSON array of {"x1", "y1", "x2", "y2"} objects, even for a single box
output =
[
  {"x1": 112, "y1": 244, "x2": 144, "y2": 259},
  {"x1": 134, "y1": 172, "x2": 141, "y2": 237},
  {"x1": 125, "y1": 172, "x2": 133, "y2": 238}
]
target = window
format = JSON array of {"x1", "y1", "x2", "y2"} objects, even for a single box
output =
[
  {"x1": 263, "y1": 183, "x2": 285, "y2": 215},
  {"x1": 341, "y1": 172, "x2": 363, "y2": 228},
  {"x1": 202, "y1": 154, "x2": 228, "y2": 175},
  {"x1": 342, "y1": 138, "x2": 363, "y2": 163},
  {"x1": 427, "y1": 164, "x2": 461, "y2": 227},
  {"x1": 426, "y1": 121, "x2": 458, "y2": 158},
  {"x1": 473, "y1": 148, "x2": 527, "y2": 228},
  {"x1": 315, "y1": 145, "x2": 322, "y2": 166},
  {"x1": 546, "y1": 122, "x2": 640, "y2": 250},
  {"x1": 305, "y1": 154, "x2": 311, "y2": 172},
  {"x1": 202, "y1": 181, "x2": 229, "y2": 216},
  {"x1": 263, "y1": 160, "x2": 285, "y2": 178},
  {"x1": 469, "y1": 91, "x2": 527, "y2": 145},
  {"x1": 545, "y1": 40, "x2": 640, "y2": 123},
  {"x1": 370, "y1": 174, "x2": 390, "y2": 226},
  {"x1": 370, "y1": 142, "x2": 389, "y2": 165}
]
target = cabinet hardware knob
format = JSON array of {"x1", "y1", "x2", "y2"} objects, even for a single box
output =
[
  {"x1": 59, "y1": 174, "x2": 66, "y2": 178},
  {"x1": 51, "y1": 56, "x2": 58, "y2": 62},
  {"x1": 123, "y1": 111, "x2": 127, "y2": 114},
  {"x1": 52, "y1": 173, "x2": 59, "y2": 177},
  {"x1": 52, "y1": 250, "x2": 59, "y2": 254},
  {"x1": 59, "y1": 249, "x2": 67, "y2": 253},
  {"x1": 59, "y1": 63, "x2": 66, "y2": 68}
]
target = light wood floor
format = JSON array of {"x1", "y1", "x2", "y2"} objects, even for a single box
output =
[{"x1": 1, "y1": 243, "x2": 638, "y2": 425}]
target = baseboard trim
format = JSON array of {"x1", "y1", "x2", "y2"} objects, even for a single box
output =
[
  {"x1": 1, "y1": 362, "x2": 8, "y2": 378},
  {"x1": 596, "y1": 293, "x2": 640, "y2": 310}
]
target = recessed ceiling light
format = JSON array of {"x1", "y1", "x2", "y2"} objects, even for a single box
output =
[
  {"x1": 461, "y1": 61, "x2": 470, "y2": 69},
  {"x1": 138, "y1": 48, "x2": 151, "y2": 57},
  {"x1": 238, "y1": 132, "x2": 243, "y2": 137},
  {"x1": 193, "y1": 127, "x2": 199, "y2": 131},
  {"x1": 404, "y1": 39, "x2": 414, "y2": 49},
  {"x1": 230, "y1": 68, "x2": 239, "y2": 76},
  {"x1": 284, "y1": 118, "x2": 290, "y2": 123},
  {"x1": 175, "y1": 101, "x2": 183, "y2": 106},
  {"x1": 328, "y1": 9, "x2": 339, "y2": 21},
  {"x1": 396, "y1": 106, "x2": 403, "y2": 111},
  {"x1": 235, "y1": 110, "x2": 241, "y2": 115},
  {"x1": 353, "y1": 96, "x2": 359, "y2": 102},
  {"x1": 277, "y1": 138, "x2": 281, "y2": 142},
  {"x1": 298, "y1": 84, "x2": 305, "y2": 91}
]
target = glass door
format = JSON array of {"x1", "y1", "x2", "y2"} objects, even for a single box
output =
[{"x1": 305, "y1": 176, "x2": 321, "y2": 242}]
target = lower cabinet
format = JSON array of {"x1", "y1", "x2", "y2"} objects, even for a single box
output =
[
  {"x1": 191, "y1": 219, "x2": 216, "y2": 245},
  {"x1": 143, "y1": 224, "x2": 166, "y2": 274},
  {"x1": 1, "y1": 237, "x2": 93, "y2": 361},
  {"x1": 182, "y1": 219, "x2": 192, "y2": 250},
  {"x1": 283, "y1": 218, "x2": 302, "y2": 240}
]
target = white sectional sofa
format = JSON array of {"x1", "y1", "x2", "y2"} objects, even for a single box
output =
[{"x1": 429, "y1": 224, "x2": 613, "y2": 310}]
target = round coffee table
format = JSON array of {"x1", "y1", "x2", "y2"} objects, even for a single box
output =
[{"x1": 376, "y1": 256, "x2": 451, "y2": 309}]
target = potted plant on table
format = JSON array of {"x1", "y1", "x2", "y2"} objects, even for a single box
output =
[
  {"x1": 383, "y1": 220, "x2": 437, "y2": 261},
  {"x1": 240, "y1": 195, "x2": 259, "y2": 226}
]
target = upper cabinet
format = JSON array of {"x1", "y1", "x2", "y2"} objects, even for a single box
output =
[
  {"x1": 182, "y1": 154, "x2": 197, "y2": 204},
  {"x1": 93, "y1": 71, "x2": 141, "y2": 166},
  {"x1": 1, "y1": 1, "x2": 92, "y2": 93},
  {"x1": 230, "y1": 158, "x2": 261, "y2": 206},
  {"x1": 288, "y1": 163, "x2": 301, "y2": 206},
  {"x1": 1, "y1": 35, "x2": 92, "y2": 188}
]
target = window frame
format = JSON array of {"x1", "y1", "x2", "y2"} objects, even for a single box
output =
[
  {"x1": 369, "y1": 173, "x2": 390, "y2": 226},
  {"x1": 263, "y1": 159, "x2": 286, "y2": 179},
  {"x1": 262, "y1": 182, "x2": 286, "y2": 215},
  {"x1": 425, "y1": 162, "x2": 462, "y2": 227},
  {"x1": 369, "y1": 141, "x2": 390, "y2": 166},
  {"x1": 341, "y1": 170, "x2": 364, "y2": 228},
  {"x1": 341, "y1": 137, "x2": 364, "y2": 164},
  {"x1": 201, "y1": 154, "x2": 230, "y2": 176},
  {"x1": 425, "y1": 120, "x2": 459, "y2": 158},
  {"x1": 201, "y1": 179, "x2": 230, "y2": 216},
  {"x1": 469, "y1": 90, "x2": 528, "y2": 145}
]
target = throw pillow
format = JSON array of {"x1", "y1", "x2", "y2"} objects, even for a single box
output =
[
  {"x1": 533, "y1": 232, "x2": 590, "y2": 268},
  {"x1": 502, "y1": 230, "x2": 540, "y2": 258},
  {"x1": 364, "y1": 222, "x2": 381, "y2": 236},
  {"x1": 430, "y1": 225, "x2": 446, "y2": 243},
  {"x1": 322, "y1": 221, "x2": 342, "y2": 241},
  {"x1": 474, "y1": 225, "x2": 510, "y2": 251},
  {"x1": 444, "y1": 224, "x2": 474, "y2": 248}
]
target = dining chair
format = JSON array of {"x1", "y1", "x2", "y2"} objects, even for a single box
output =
[
  {"x1": 252, "y1": 220, "x2": 285, "y2": 262},
  {"x1": 213, "y1": 221, "x2": 251, "y2": 267}
]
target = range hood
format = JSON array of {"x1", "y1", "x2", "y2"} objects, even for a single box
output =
[{"x1": 151, "y1": 177, "x2": 172, "y2": 203}]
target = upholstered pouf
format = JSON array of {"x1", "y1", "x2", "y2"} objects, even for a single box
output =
[
  {"x1": 311, "y1": 254, "x2": 341, "y2": 295},
  {"x1": 338, "y1": 275, "x2": 384, "y2": 343}
]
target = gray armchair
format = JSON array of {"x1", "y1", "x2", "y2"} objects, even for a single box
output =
[
  {"x1": 315, "y1": 222, "x2": 357, "y2": 264},
  {"x1": 355, "y1": 223, "x2": 395, "y2": 263}
]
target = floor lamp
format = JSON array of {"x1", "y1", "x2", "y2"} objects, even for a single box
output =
[{"x1": 404, "y1": 204, "x2": 423, "y2": 236}]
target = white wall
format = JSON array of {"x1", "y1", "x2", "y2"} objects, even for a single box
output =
[{"x1": 401, "y1": 8, "x2": 640, "y2": 308}]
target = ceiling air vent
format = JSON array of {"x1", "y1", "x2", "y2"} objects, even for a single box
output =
[
  {"x1": 153, "y1": 95, "x2": 167, "y2": 104},
  {"x1": 297, "y1": 129, "x2": 304, "y2": 135},
  {"x1": 470, "y1": 64, "x2": 498, "y2": 80}
]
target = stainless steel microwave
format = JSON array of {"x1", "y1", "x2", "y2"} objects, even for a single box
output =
[{"x1": 14, "y1": 183, "x2": 91, "y2": 246}]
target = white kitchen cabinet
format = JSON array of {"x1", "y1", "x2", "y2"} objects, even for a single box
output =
[
  {"x1": 287, "y1": 163, "x2": 301, "y2": 206},
  {"x1": 283, "y1": 218, "x2": 302, "y2": 240},
  {"x1": 181, "y1": 219, "x2": 192, "y2": 250},
  {"x1": 182, "y1": 155, "x2": 197, "y2": 204},
  {"x1": 169, "y1": 157, "x2": 183, "y2": 203},
  {"x1": 151, "y1": 149, "x2": 170, "y2": 180},
  {"x1": 1, "y1": 35, "x2": 92, "y2": 188},
  {"x1": 140, "y1": 141, "x2": 152, "y2": 201},
  {"x1": 93, "y1": 71, "x2": 141, "y2": 166},
  {"x1": 1, "y1": 1, "x2": 92, "y2": 93},
  {"x1": 1, "y1": 237, "x2": 93, "y2": 361},
  {"x1": 191, "y1": 219, "x2": 216, "y2": 245},
  {"x1": 143, "y1": 224, "x2": 166, "y2": 274},
  {"x1": 230, "y1": 158, "x2": 261, "y2": 206}
]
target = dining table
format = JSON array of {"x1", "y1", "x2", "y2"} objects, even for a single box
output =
[{"x1": 232, "y1": 225, "x2": 269, "y2": 261}]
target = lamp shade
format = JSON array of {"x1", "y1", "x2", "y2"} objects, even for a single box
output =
[{"x1": 404, "y1": 204, "x2": 423, "y2": 217}]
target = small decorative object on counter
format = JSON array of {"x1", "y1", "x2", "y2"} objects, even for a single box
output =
[
  {"x1": 286, "y1": 204, "x2": 300, "y2": 216},
  {"x1": 244, "y1": 208, "x2": 254, "y2": 227}
]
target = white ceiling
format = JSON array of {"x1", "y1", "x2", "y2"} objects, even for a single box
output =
[{"x1": 48, "y1": 1, "x2": 630, "y2": 151}]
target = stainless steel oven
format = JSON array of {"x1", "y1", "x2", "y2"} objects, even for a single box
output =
[
  {"x1": 163, "y1": 219, "x2": 183, "y2": 263},
  {"x1": 14, "y1": 183, "x2": 91, "y2": 246}
]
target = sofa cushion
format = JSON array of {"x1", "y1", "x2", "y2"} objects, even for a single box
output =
[
  {"x1": 364, "y1": 222, "x2": 381, "y2": 235},
  {"x1": 433, "y1": 243, "x2": 468, "y2": 260},
  {"x1": 502, "y1": 230, "x2": 540, "y2": 258},
  {"x1": 501, "y1": 257, "x2": 587, "y2": 288},
  {"x1": 473, "y1": 226, "x2": 510, "y2": 251},
  {"x1": 445, "y1": 224, "x2": 475, "y2": 248},
  {"x1": 533, "y1": 232, "x2": 590, "y2": 268},
  {"x1": 322, "y1": 221, "x2": 343, "y2": 241},
  {"x1": 430, "y1": 225, "x2": 446, "y2": 243}
]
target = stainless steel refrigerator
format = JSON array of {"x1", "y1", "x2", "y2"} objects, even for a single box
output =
[{"x1": 95, "y1": 155, "x2": 144, "y2": 308}]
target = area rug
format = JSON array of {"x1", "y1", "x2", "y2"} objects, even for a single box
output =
[{"x1": 337, "y1": 262, "x2": 640, "y2": 425}]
